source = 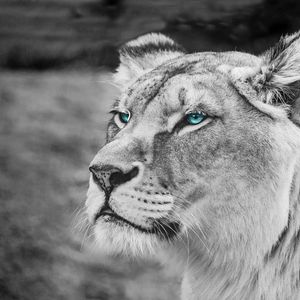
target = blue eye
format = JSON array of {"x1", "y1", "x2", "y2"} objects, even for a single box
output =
[
  {"x1": 186, "y1": 112, "x2": 206, "y2": 125},
  {"x1": 119, "y1": 111, "x2": 130, "y2": 123}
]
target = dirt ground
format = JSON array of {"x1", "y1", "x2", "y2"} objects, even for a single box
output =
[{"x1": 0, "y1": 71, "x2": 179, "y2": 300}]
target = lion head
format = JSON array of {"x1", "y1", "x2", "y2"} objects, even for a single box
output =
[{"x1": 85, "y1": 32, "x2": 300, "y2": 298}]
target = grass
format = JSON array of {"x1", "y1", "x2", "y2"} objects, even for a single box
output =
[{"x1": 0, "y1": 71, "x2": 179, "y2": 300}]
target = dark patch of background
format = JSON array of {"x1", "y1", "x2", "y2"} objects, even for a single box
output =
[{"x1": 1, "y1": 0, "x2": 299, "y2": 70}]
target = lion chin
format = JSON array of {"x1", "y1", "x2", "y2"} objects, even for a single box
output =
[{"x1": 93, "y1": 218, "x2": 163, "y2": 258}]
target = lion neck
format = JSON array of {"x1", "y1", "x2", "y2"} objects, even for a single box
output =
[{"x1": 179, "y1": 163, "x2": 300, "y2": 300}]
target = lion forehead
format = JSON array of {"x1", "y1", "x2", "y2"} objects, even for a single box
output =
[
  {"x1": 118, "y1": 70, "x2": 230, "y2": 121},
  {"x1": 118, "y1": 50, "x2": 261, "y2": 106}
]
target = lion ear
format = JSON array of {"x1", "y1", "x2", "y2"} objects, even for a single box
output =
[
  {"x1": 253, "y1": 31, "x2": 300, "y2": 124},
  {"x1": 113, "y1": 33, "x2": 185, "y2": 88}
]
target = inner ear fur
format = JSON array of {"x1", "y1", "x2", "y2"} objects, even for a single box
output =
[
  {"x1": 253, "y1": 31, "x2": 300, "y2": 124},
  {"x1": 113, "y1": 33, "x2": 185, "y2": 88}
]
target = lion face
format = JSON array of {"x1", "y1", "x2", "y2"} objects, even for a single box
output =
[{"x1": 86, "y1": 34, "x2": 300, "y2": 262}]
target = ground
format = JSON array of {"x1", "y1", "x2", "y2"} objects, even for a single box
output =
[{"x1": 0, "y1": 71, "x2": 179, "y2": 300}]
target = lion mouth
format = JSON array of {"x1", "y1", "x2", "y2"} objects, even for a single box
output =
[
  {"x1": 95, "y1": 204, "x2": 181, "y2": 239},
  {"x1": 95, "y1": 206, "x2": 115, "y2": 219},
  {"x1": 95, "y1": 204, "x2": 151, "y2": 232}
]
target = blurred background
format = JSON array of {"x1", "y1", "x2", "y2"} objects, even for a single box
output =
[{"x1": 1, "y1": 0, "x2": 300, "y2": 299}]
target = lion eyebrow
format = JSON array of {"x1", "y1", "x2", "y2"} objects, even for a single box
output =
[
  {"x1": 178, "y1": 87, "x2": 207, "y2": 109},
  {"x1": 111, "y1": 98, "x2": 121, "y2": 110}
]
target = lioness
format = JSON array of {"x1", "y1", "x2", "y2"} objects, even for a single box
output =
[{"x1": 86, "y1": 32, "x2": 300, "y2": 300}]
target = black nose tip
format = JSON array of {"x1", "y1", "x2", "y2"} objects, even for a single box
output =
[
  {"x1": 109, "y1": 166, "x2": 139, "y2": 187},
  {"x1": 89, "y1": 164, "x2": 139, "y2": 192}
]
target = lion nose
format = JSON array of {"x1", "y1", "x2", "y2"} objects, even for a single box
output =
[{"x1": 89, "y1": 164, "x2": 139, "y2": 192}]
